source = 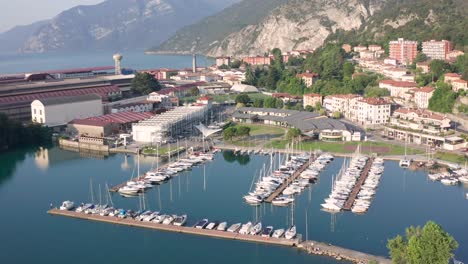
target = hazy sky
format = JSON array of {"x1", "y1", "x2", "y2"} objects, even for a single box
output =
[{"x1": 0, "y1": 0, "x2": 104, "y2": 33}]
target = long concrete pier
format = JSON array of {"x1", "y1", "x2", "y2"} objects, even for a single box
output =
[
  {"x1": 265, "y1": 156, "x2": 315, "y2": 203},
  {"x1": 48, "y1": 209, "x2": 300, "y2": 247},
  {"x1": 342, "y1": 157, "x2": 375, "y2": 211}
]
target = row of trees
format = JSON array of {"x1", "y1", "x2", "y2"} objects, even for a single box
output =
[
  {"x1": 131, "y1": 72, "x2": 163, "y2": 95},
  {"x1": 0, "y1": 113, "x2": 52, "y2": 152},
  {"x1": 235, "y1": 94, "x2": 285, "y2": 109}
]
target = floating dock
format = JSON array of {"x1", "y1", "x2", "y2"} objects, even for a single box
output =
[
  {"x1": 48, "y1": 209, "x2": 301, "y2": 247},
  {"x1": 265, "y1": 156, "x2": 315, "y2": 203},
  {"x1": 342, "y1": 157, "x2": 375, "y2": 211}
]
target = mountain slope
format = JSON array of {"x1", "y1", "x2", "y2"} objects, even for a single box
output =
[
  {"x1": 154, "y1": 0, "x2": 385, "y2": 56},
  {"x1": 154, "y1": 0, "x2": 467, "y2": 56},
  {"x1": 0, "y1": 20, "x2": 49, "y2": 54},
  {"x1": 21, "y1": 0, "x2": 239, "y2": 53}
]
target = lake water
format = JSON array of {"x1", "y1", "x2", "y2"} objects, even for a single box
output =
[
  {"x1": 1, "y1": 147, "x2": 467, "y2": 264},
  {"x1": 0, "y1": 51, "x2": 213, "y2": 75}
]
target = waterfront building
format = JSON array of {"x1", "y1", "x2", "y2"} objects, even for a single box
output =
[
  {"x1": 389, "y1": 38, "x2": 418, "y2": 65},
  {"x1": 303, "y1": 93, "x2": 322, "y2": 109},
  {"x1": 132, "y1": 105, "x2": 208, "y2": 143},
  {"x1": 378, "y1": 80, "x2": 418, "y2": 98},
  {"x1": 68, "y1": 111, "x2": 154, "y2": 138},
  {"x1": 355, "y1": 98, "x2": 391, "y2": 126},
  {"x1": 422, "y1": 40, "x2": 452, "y2": 60},
  {"x1": 232, "y1": 107, "x2": 359, "y2": 141},
  {"x1": 414, "y1": 87, "x2": 434, "y2": 109},
  {"x1": 297, "y1": 72, "x2": 319, "y2": 87},
  {"x1": 31, "y1": 94, "x2": 103, "y2": 127}
]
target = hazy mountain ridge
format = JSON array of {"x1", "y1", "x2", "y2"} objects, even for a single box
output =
[{"x1": 5, "y1": 0, "x2": 239, "y2": 53}]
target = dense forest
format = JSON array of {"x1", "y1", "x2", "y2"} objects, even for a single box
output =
[{"x1": 0, "y1": 113, "x2": 52, "y2": 152}]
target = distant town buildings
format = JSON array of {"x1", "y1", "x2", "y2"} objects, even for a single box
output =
[
  {"x1": 422, "y1": 40, "x2": 452, "y2": 60},
  {"x1": 323, "y1": 94, "x2": 362, "y2": 119},
  {"x1": 379, "y1": 80, "x2": 418, "y2": 98},
  {"x1": 216, "y1": 57, "x2": 231, "y2": 67},
  {"x1": 444, "y1": 73, "x2": 462, "y2": 84},
  {"x1": 303, "y1": 93, "x2": 322, "y2": 109},
  {"x1": 452, "y1": 79, "x2": 468, "y2": 92},
  {"x1": 31, "y1": 94, "x2": 103, "y2": 127},
  {"x1": 242, "y1": 56, "x2": 271, "y2": 66},
  {"x1": 389, "y1": 38, "x2": 418, "y2": 65},
  {"x1": 414, "y1": 87, "x2": 434, "y2": 109}
]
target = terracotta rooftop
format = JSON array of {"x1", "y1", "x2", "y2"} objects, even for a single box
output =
[
  {"x1": 416, "y1": 87, "x2": 435, "y2": 93},
  {"x1": 297, "y1": 73, "x2": 319, "y2": 78},
  {"x1": 379, "y1": 79, "x2": 418, "y2": 87},
  {"x1": 359, "y1": 97, "x2": 390, "y2": 105},
  {"x1": 394, "y1": 108, "x2": 446, "y2": 121},
  {"x1": 304, "y1": 93, "x2": 322, "y2": 98},
  {"x1": 445, "y1": 73, "x2": 461, "y2": 78}
]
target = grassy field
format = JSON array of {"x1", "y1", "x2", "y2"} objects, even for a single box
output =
[
  {"x1": 434, "y1": 152, "x2": 467, "y2": 164},
  {"x1": 265, "y1": 140, "x2": 424, "y2": 156},
  {"x1": 234, "y1": 124, "x2": 286, "y2": 136},
  {"x1": 142, "y1": 146, "x2": 185, "y2": 156}
]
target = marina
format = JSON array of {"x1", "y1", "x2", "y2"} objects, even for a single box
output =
[
  {"x1": 1, "y1": 147, "x2": 468, "y2": 264},
  {"x1": 342, "y1": 158, "x2": 374, "y2": 211}
]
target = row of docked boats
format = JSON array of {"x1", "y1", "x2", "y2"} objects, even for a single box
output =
[
  {"x1": 234, "y1": 148, "x2": 276, "y2": 156},
  {"x1": 350, "y1": 157, "x2": 384, "y2": 213},
  {"x1": 321, "y1": 154, "x2": 384, "y2": 214},
  {"x1": 58, "y1": 201, "x2": 297, "y2": 239},
  {"x1": 118, "y1": 152, "x2": 214, "y2": 196},
  {"x1": 428, "y1": 167, "x2": 468, "y2": 186}
]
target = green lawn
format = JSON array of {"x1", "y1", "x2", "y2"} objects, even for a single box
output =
[
  {"x1": 434, "y1": 152, "x2": 467, "y2": 164},
  {"x1": 142, "y1": 146, "x2": 185, "y2": 156},
  {"x1": 265, "y1": 140, "x2": 424, "y2": 156},
  {"x1": 234, "y1": 124, "x2": 286, "y2": 136}
]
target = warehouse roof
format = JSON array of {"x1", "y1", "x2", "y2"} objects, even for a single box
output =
[{"x1": 36, "y1": 94, "x2": 102, "y2": 106}]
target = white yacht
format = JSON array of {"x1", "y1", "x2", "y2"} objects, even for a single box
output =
[
  {"x1": 227, "y1": 223, "x2": 241, "y2": 232},
  {"x1": 153, "y1": 214, "x2": 167, "y2": 224},
  {"x1": 162, "y1": 215, "x2": 175, "y2": 225},
  {"x1": 173, "y1": 215, "x2": 187, "y2": 226},
  {"x1": 59, "y1": 201, "x2": 75, "y2": 211},
  {"x1": 217, "y1": 222, "x2": 227, "y2": 231},
  {"x1": 249, "y1": 222, "x2": 262, "y2": 235},
  {"x1": 206, "y1": 221, "x2": 219, "y2": 230},
  {"x1": 272, "y1": 229, "x2": 285, "y2": 238},
  {"x1": 285, "y1": 225, "x2": 297, "y2": 239},
  {"x1": 399, "y1": 159, "x2": 411, "y2": 167},
  {"x1": 238, "y1": 222, "x2": 253, "y2": 234}
]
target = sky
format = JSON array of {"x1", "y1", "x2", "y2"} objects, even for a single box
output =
[{"x1": 0, "y1": 0, "x2": 104, "y2": 33}]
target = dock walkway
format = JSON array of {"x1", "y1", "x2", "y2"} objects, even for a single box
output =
[
  {"x1": 342, "y1": 157, "x2": 374, "y2": 211},
  {"x1": 299, "y1": 240, "x2": 391, "y2": 264},
  {"x1": 48, "y1": 209, "x2": 300, "y2": 247},
  {"x1": 265, "y1": 156, "x2": 314, "y2": 203}
]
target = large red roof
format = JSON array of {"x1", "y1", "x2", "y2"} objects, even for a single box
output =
[{"x1": 71, "y1": 111, "x2": 154, "y2": 126}]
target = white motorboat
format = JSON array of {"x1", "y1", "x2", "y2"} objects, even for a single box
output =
[
  {"x1": 238, "y1": 222, "x2": 253, "y2": 234},
  {"x1": 217, "y1": 222, "x2": 227, "y2": 231},
  {"x1": 206, "y1": 221, "x2": 219, "y2": 230},
  {"x1": 272, "y1": 229, "x2": 285, "y2": 238},
  {"x1": 272, "y1": 196, "x2": 294, "y2": 206},
  {"x1": 173, "y1": 215, "x2": 187, "y2": 226},
  {"x1": 399, "y1": 158, "x2": 411, "y2": 167},
  {"x1": 143, "y1": 212, "x2": 160, "y2": 222},
  {"x1": 441, "y1": 178, "x2": 459, "y2": 186},
  {"x1": 227, "y1": 223, "x2": 241, "y2": 232},
  {"x1": 321, "y1": 202, "x2": 342, "y2": 212},
  {"x1": 153, "y1": 214, "x2": 167, "y2": 224},
  {"x1": 261, "y1": 226, "x2": 274, "y2": 237},
  {"x1": 118, "y1": 186, "x2": 140, "y2": 196},
  {"x1": 249, "y1": 222, "x2": 262, "y2": 235},
  {"x1": 59, "y1": 201, "x2": 75, "y2": 211},
  {"x1": 162, "y1": 215, "x2": 175, "y2": 225},
  {"x1": 244, "y1": 195, "x2": 263, "y2": 204},
  {"x1": 285, "y1": 225, "x2": 297, "y2": 239},
  {"x1": 194, "y1": 219, "x2": 209, "y2": 229}
]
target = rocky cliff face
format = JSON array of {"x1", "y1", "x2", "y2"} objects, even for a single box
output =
[
  {"x1": 21, "y1": 0, "x2": 239, "y2": 53},
  {"x1": 155, "y1": 0, "x2": 386, "y2": 56}
]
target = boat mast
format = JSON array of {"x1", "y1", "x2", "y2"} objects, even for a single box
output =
[{"x1": 90, "y1": 177, "x2": 94, "y2": 204}]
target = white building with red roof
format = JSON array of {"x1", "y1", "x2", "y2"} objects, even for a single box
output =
[
  {"x1": 296, "y1": 72, "x2": 319, "y2": 87},
  {"x1": 444, "y1": 73, "x2": 462, "y2": 84},
  {"x1": 323, "y1": 94, "x2": 362, "y2": 119},
  {"x1": 303, "y1": 93, "x2": 322, "y2": 109},
  {"x1": 355, "y1": 98, "x2": 391, "y2": 126},
  {"x1": 452, "y1": 79, "x2": 467, "y2": 92},
  {"x1": 379, "y1": 80, "x2": 418, "y2": 98}
]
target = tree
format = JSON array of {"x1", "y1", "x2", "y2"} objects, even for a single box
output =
[
  {"x1": 265, "y1": 67, "x2": 281, "y2": 90},
  {"x1": 230, "y1": 60, "x2": 242, "y2": 68},
  {"x1": 275, "y1": 99, "x2": 284, "y2": 109},
  {"x1": 343, "y1": 62, "x2": 355, "y2": 79},
  {"x1": 430, "y1": 60, "x2": 452, "y2": 81},
  {"x1": 305, "y1": 105, "x2": 313, "y2": 112},
  {"x1": 319, "y1": 109, "x2": 327, "y2": 116},
  {"x1": 264, "y1": 97, "x2": 277, "y2": 108},
  {"x1": 364, "y1": 86, "x2": 390, "y2": 98},
  {"x1": 454, "y1": 54, "x2": 468, "y2": 80},
  {"x1": 188, "y1": 87, "x2": 199, "y2": 96},
  {"x1": 245, "y1": 67, "x2": 256, "y2": 85},
  {"x1": 315, "y1": 101, "x2": 322, "y2": 111},
  {"x1": 414, "y1": 53, "x2": 428, "y2": 63},
  {"x1": 332, "y1": 111, "x2": 342, "y2": 119},
  {"x1": 222, "y1": 127, "x2": 237, "y2": 141},
  {"x1": 235, "y1": 94, "x2": 250, "y2": 105},
  {"x1": 253, "y1": 98, "x2": 264, "y2": 108},
  {"x1": 236, "y1": 126, "x2": 251, "y2": 137},
  {"x1": 286, "y1": 128, "x2": 301, "y2": 141},
  {"x1": 0, "y1": 113, "x2": 52, "y2": 151},
  {"x1": 428, "y1": 84, "x2": 458, "y2": 113},
  {"x1": 388, "y1": 221, "x2": 458, "y2": 264},
  {"x1": 236, "y1": 102, "x2": 245, "y2": 108},
  {"x1": 131, "y1": 72, "x2": 162, "y2": 95}
]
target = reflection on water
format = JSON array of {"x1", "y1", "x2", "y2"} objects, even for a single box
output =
[
  {"x1": 223, "y1": 150, "x2": 251, "y2": 165},
  {"x1": 0, "y1": 150, "x2": 27, "y2": 186}
]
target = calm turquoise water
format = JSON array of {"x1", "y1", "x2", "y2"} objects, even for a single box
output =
[
  {"x1": 0, "y1": 51, "x2": 213, "y2": 74},
  {"x1": 0, "y1": 147, "x2": 467, "y2": 264}
]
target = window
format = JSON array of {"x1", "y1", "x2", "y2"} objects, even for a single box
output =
[
  {"x1": 34, "y1": 109, "x2": 36, "y2": 114},
  {"x1": 40, "y1": 118, "x2": 43, "y2": 123},
  {"x1": 40, "y1": 110, "x2": 42, "y2": 115}
]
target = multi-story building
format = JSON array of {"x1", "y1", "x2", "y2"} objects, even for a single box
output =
[
  {"x1": 353, "y1": 46, "x2": 367, "y2": 52},
  {"x1": 303, "y1": 93, "x2": 322, "y2": 109},
  {"x1": 414, "y1": 87, "x2": 434, "y2": 109},
  {"x1": 368, "y1": 45, "x2": 383, "y2": 52},
  {"x1": 416, "y1": 61, "x2": 430, "y2": 73},
  {"x1": 323, "y1": 94, "x2": 362, "y2": 119},
  {"x1": 452, "y1": 79, "x2": 468, "y2": 92},
  {"x1": 422, "y1": 40, "x2": 452, "y2": 60},
  {"x1": 296, "y1": 72, "x2": 319, "y2": 87},
  {"x1": 444, "y1": 73, "x2": 462, "y2": 84},
  {"x1": 389, "y1": 38, "x2": 418, "y2": 65},
  {"x1": 216, "y1": 57, "x2": 231, "y2": 67},
  {"x1": 242, "y1": 56, "x2": 272, "y2": 65},
  {"x1": 359, "y1": 50, "x2": 376, "y2": 60},
  {"x1": 355, "y1": 98, "x2": 391, "y2": 126},
  {"x1": 379, "y1": 80, "x2": 418, "y2": 98}
]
